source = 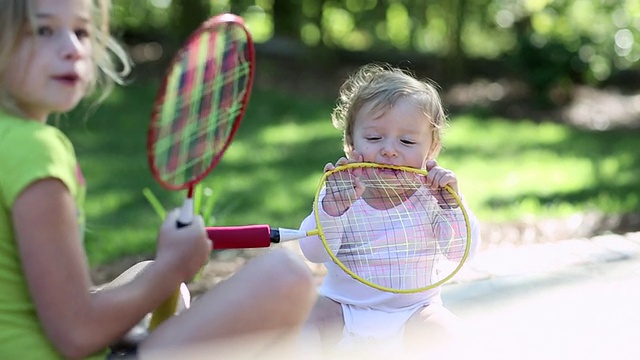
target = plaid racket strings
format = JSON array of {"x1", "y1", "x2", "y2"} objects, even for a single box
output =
[
  {"x1": 320, "y1": 166, "x2": 469, "y2": 292},
  {"x1": 150, "y1": 23, "x2": 252, "y2": 187}
]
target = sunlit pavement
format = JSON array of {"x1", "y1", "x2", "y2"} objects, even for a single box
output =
[{"x1": 442, "y1": 232, "x2": 640, "y2": 360}]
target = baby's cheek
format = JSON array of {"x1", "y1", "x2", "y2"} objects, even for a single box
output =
[{"x1": 352, "y1": 144, "x2": 372, "y2": 158}]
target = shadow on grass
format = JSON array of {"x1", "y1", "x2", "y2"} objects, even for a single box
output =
[
  {"x1": 62, "y1": 83, "x2": 339, "y2": 264},
  {"x1": 481, "y1": 127, "x2": 640, "y2": 219},
  {"x1": 61, "y1": 82, "x2": 640, "y2": 266}
]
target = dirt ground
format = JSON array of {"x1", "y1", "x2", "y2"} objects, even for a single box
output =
[{"x1": 90, "y1": 209, "x2": 640, "y2": 293}]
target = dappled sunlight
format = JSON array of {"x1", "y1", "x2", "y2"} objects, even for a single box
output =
[
  {"x1": 445, "y1": 115, "x2": 571, "y2": 150},
  {"x1": 439, "y1": 112, "x2": 640, "y2": 225},
  {"x1": 66, "y1": 72, "x2": 640, "y2": 267},
  {"x1": 260, "y1": 122, "x2": 338, "y2": 145},
  {"x1": 243, "y1": 6, "x2": 273, "y2": 42},
  {"x1": 561, "y1": 87, "x2": 640, "y2": 130}
]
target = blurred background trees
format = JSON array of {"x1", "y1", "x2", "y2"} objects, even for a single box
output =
[
  {"x1": 77, "y1": 0, "x2": 640, "y2": 268},
  {"x1": 111, "y1": 0, "x2": 640, "y2": 105}
]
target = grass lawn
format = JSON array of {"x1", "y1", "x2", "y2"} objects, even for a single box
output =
[{"x1": 61, "y1": 82, "x2": 640, "y2": 266}]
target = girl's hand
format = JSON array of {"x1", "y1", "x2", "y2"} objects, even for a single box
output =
[
  {"x1": 155, "y1": 209, "x2": 211, "y2": 283},
  {"x1": 322, "y1": 152, "x2": 365, "y2": 216},
  {"x1": 425, "y1": 159, "x2": 460, "y2": 208}
]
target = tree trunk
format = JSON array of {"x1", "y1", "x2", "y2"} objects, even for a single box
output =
[
  {"x1": 172, "y1": 0, "x2": 212, "y2": 43},
  {"x1": 273, "y1": 0, "x2": 300, "y2": 40},
  {"x1": 444, "y1": 0, "x2": 468, "y2": 82}
]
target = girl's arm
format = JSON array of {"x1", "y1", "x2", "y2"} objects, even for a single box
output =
[{"x1": 13, "y1": 179, "x2": 208, "y2": 359}]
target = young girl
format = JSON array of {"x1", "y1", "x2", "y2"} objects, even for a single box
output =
[
  {"x1": 0, "y1": 1, "x2": 315, "y2": 359},
  {"x1": 298, "y1": 63, "x2": 482, "y2": 357}
]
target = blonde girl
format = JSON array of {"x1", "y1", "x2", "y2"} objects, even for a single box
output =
[{"x1": 0, "y1": 1, "x2": 315, "y2": 359}]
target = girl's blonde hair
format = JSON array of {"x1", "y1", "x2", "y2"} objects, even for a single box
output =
[
  {"x1": 0, "y1": 0, "x2": 131, "y2": 116},
  {"x1": 331, "y1": 63, "x2": 447, "y2": 159}
]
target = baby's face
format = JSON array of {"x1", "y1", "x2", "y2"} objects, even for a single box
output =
[{"x1": 350, "y1": 96, "x2": 434, "y2": 169}]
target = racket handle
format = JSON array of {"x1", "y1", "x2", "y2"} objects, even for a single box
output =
[
  {"x1": 205, "y1": 225, "x2": 309, "y2": 249},
  {"x1": 149, "y1": 290, "x2": 180, "y2": 331},
  {"x1": 206, "y1": 225, "x2": 272, "y2": 249},
  {"x1": 176, "y1": 198, "x2": 194, "y2": 228},
  {"x1": 151, "y1": 197, "x2": 195, "y2": 330}
]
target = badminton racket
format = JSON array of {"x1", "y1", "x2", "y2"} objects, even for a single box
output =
[
  {"x1": 205, "y1": 162, "x2": 472, "y2": 294},
  {"x1": 146, "y1": 13, "x2": 255, "y2": 329}
]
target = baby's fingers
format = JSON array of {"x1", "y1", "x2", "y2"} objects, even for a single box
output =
[
  {"x1": 353, "y1": 177, "x2": 366, "y2": 198},
  {"x1": 335, "y1": 157, "x2": 350, "y2": 167},
  {"x1": 324, "y1": 162, "x2": 336, "y2": 172},
  {"x1": 348, "y1": 150, "x2": 364, "y2": 163}
]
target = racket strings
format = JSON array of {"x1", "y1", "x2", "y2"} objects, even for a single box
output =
[
  {"x1": 151, "y1": 24, "x2": 253, "y2": 185},
  {"x1": 319, "y1": 167, "x2": 469, "y2": 292}
]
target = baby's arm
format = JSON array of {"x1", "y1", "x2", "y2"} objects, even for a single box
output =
[
  {"x1": 465, "y1": 205, "x2": 482, "y2": 258},
  {"x1": 299, "y1": 188, "x2": 348, "y2": 263},
  {"x1": 421, "y1": 159, "x2": 482, "y2": 259},
  {"x1": 432, "y1": 196, "x2": 482, "y2": 260}
]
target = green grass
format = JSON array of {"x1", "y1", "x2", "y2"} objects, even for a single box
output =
[{"x1": 61, "y1": 83, "x2": 640, "y2": 266}]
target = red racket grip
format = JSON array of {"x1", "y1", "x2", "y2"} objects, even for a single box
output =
[{"x1": 206, "y1": 225, "x2": 274, "y2": 249}]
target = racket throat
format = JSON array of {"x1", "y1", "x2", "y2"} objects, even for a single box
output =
[{"x1": 269, "y1": 228, "x2": 308, "y2": 243}]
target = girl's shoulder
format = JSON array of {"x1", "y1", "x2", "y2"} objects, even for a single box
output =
[
  {"x1": 0, "y1": 113, "x2": 74, "y2": 160},
  {"x1": 0, "y1": 113, "x2": 78, "y2": 207}
]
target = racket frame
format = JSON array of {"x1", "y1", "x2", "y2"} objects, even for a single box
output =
[
  {"x1": 146, "y1": 12, "x2": 255, "y2": 330},
  {"x1": 146, "y1": 13, "x2": 255, "y2": 192}
]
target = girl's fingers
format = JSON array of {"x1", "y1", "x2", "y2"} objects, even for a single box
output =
[{"x1": 164, "y1": 208, "x2": 180, "y2": 221}]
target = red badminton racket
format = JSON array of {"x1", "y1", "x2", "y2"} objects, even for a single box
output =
[{"x1": 147, "y1": 13, "x2": 254, "y2": 329}]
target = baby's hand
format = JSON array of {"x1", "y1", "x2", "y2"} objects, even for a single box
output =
[
  {"x1": 322, "y1": 153, "x2": 365, "y2": 216},
  {"x1": 425, "y1": 159, "x2": 460, "y2": 208},
  {"x1": 155, "y1": 209, "x2": 211, "y2": 282}
]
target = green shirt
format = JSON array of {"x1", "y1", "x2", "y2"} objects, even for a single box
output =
[{"x1": 0, "y1": 112, "x2": 104, "y2": 359}]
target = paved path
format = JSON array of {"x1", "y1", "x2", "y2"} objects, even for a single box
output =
[
  {"x1": 191, "y1": 231, "x2": 640, "y2": 359},
  {"x1": 441, "y1": 232, "x2": 640, "y2": 360}
]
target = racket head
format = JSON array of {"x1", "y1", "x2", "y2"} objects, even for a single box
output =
[
  {"x1": 147, "y1": 13, "x2": 255, "y2": 191},
  {"x1": 313, "y1": 162, "x2": 472, "y2": 294}
]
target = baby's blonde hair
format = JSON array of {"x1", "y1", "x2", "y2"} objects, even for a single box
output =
[
  {"x1": 331, "y1": 63, "x2": 447, "y2": 159},
  {"x1": 0, "y1": 0, "x2": 131, "y2": 116}
]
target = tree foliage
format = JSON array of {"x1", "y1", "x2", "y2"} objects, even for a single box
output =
[{"x1": 112, "y1": 0, "x2": 640, "y2": 91}]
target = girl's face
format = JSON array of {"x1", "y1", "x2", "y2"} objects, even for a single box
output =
[
  {"x1": 350, "y1": 96, "x2": 434, "y2": 169},
  {"x1": 3, "y1": 0, "x2": 93, "y2": 122}
]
